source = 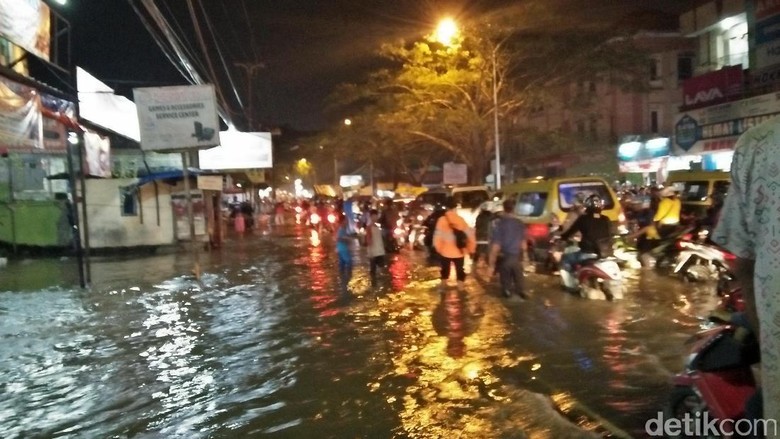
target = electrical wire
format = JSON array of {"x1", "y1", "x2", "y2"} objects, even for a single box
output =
[
  {"x1": 196, "y1": 0, "x2": 244, "y2": 111},
  {"x1": 159, "y1": 1, "x2": 210, "y2": 81},
  {"x1": 127, "y1": 0, "x2": 192, "y2": 83},
  {"x1": 185, "y1": 0, "x2": 234, "y2": 125}
]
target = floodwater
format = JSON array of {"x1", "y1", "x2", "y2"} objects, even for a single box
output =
[{"x1": 0, "y1": 224, "x2": 720, "y2": 438}]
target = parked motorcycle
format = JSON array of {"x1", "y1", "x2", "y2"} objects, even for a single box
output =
[
  {"x1": 666, "y1": 322, "x2": 760, "y2": 437},
  {"x1": 556, "y1": 238, "x2": 625, "y2": 301}
]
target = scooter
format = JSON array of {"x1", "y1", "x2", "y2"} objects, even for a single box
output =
[
  {"x1": 673, "y1": 236, "x2": 735, "y2": 282},
  {"x1": 666, "y1": 321, "x2": 760, "y2": 436},
  {"x1": 557, "y1": 238, "x2": 625, "y2": 301}
]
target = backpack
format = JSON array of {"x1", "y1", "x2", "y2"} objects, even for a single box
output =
[{"x1": 447, "y1": 216, "x2": 468, "y2": 250}]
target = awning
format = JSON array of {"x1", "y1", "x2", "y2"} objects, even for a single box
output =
[{"x1": 124, "y1": 168, "x2": 202, "y2": 191}]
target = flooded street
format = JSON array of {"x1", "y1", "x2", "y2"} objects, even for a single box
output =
[{"x1": 0, "y1": 225, "x2": 721, "y2": 438}]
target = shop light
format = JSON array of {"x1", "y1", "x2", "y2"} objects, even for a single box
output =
[
  {"x1": 618, "y1": 141, "x2": 642, "y2": 158},
  {"x1": 646, "y1": 138, "x2": 669, "y2": 150}
]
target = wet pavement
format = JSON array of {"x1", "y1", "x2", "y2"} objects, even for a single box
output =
[{"x1": 0, "y1": 223, "x2": 722, "y2": 438}]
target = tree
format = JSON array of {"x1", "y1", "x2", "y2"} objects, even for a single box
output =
[{"x1": 326, "y1": 2, "x2": 652, "y2": 184}]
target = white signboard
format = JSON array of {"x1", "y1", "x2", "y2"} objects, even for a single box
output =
[
  {"x1": 78, "y1": 67, "x2": 140, "y2": 141},
  {"x1": 443, "y1": 162, "x2": 468, "y2": 185},
  {"x1": 198, "y1": 131, "x2": 273, "y2": 170},
  {"x1": 134, "y1": 85, "x2": 220, "y2": 151}
]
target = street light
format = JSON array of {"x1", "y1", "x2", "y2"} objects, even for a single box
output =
[
  {"x1": 434, "y1": 18, "x2": 502, "y2": 189},
  {"x1": 492, "y1": 44, "x2": 502, "y2": 190},
  {"x1": 434, "y1": 18, "x2": 458, "y2": 46}
]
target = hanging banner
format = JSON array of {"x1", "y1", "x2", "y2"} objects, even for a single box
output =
[
  {"x1": 134, "y1": 85, "x2": 221, "y2": 151},
  {"x1": 0, "y1": 75, "x2": 41, "y2": 150},
  {"x1": 0, "y1": 0, "x2": 51, "y2": 61},
  {"x1": 83, "y1": 131, "x2": 111, "y2": 177}
]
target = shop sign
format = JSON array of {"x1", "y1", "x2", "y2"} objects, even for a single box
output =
[
  {"x1": 753, "y1": 0, "x2": 780, "y2": 85},
  {"x1": 134, "y1": 85, "x2": 221, "y2": 151},
  {"x1": 674, "y1": 92, "x2": 780, "y2": 155},
  {"x1": 682, "y1": 66, "x2": 743, "y2": 110}
]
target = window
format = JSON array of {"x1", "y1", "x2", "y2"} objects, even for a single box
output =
[
  {"x1": 558, "y1": 181, "x2": 615, "y2": 212},
  {"x1": 515, "y1": 192, "x2": 548, "y2": 217},
  {"x1": 120, "y1": 187, "x2": 138, "y2": 216},
  {"x1": 650, "y1": 57, "x2": 661, "y2": 80},
  {"x1": 678, "y1": 56, "x2": 693, "y2": 80},
  {"x1": 457, "y1": 190, "x2": 489, "y2": 209},
  {"x1": 651, "y1": 111, "x2": 659, "y2": 133},
  {"x1": 675, "y1": 181, "x2": 708, "y2": 202},
  {"x1": 415, "y1": 192, "x2": 447, "y2": 207}
]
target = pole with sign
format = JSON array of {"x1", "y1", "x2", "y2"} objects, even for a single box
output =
[{"x1": 134, "y1": 84, "x2": 221, "y2": 280}]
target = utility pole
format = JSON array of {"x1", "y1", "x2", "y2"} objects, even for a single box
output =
[{"x1": 235, "y1": 62, "x2": 265, "y2": 130}]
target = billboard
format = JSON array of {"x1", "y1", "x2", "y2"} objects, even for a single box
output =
[
  {"x1": 77, "y1": 67, "x2": 140, "y2": 141},
  {"x1": 0, "y1": 0, "x2": 51, "y2": 61},
  {"x1": 134, "y1": 85, "x2": 220, "y2": 151},
  {"x1": 198, "y1": 131, "x2": 272, "y2": 170}
]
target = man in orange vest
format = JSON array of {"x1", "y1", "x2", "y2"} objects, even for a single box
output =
[{"x1": 433, "y1": 197, "x2": 476, "y2": 292}]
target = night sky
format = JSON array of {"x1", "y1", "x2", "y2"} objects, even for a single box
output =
[{"x1": 59, "y1": 0, "x2": 692, "y2": 131}]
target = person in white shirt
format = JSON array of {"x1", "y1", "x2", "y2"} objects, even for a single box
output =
[
  {"x1": 365, "y1": 209, "x2": 386, "y2": 287},
  {"x1": 713, "y1": 118, "x2": 780, "y2": 437}
]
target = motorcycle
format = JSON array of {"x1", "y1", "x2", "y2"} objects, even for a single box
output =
[
  {"x1": 556, "y1": 238, "x2": 625, "y2": 301},
  {"x1": 673, "y1": 234, "x2": 736, "y2": 282},
  {"x1": 666, "y1": 322, "x2": 760, "y2": 437}
]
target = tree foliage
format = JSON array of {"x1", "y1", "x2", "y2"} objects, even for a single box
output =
[{"x1": 323, "y1": 1, "x2": 653, "y2": 184}]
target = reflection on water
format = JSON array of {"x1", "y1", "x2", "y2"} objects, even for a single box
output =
[{"x1": 0, "y1": 229, "x2": 722, "y2": 438}]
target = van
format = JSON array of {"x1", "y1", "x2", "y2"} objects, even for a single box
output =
[
  {"x1": 502, "y1": 176, "x2": 624, "y2": 260},
  {"x1": 411, "y1": 185, "x2": 491, "y2": 227},
  {"x1": 665, "y1": 170, "x2": 730, "y2": 219}
]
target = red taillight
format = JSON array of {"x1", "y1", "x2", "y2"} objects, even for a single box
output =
[
  {"x1": 310, "y1": 213, "x2": 321, "y2": 224},
  {"x1": 526, "y1": 223, "x2": 549, "y2": 239},
  {"x1": 681, "y1": 233, "x2": 693, "y2": 241},
  {"x1": 721, "y1": 250, "x2": 736, "y2": 261}
]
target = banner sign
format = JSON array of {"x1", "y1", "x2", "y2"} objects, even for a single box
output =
[
  {"x1": 0, "y1": 0, "x2": 51, "y2": 61},
  {"x1": 83, "y1": 131, "x2": 111, "y2": 177},
  {"x1": 134, "y1": 85, "x2": 221, "y2": 151},
  {"x1": 443, "y1": 162, "x2": 468, "y2": 185},
  {"x1": 682, "y1": 66, "x2": 743, "y2": 110},
  {"x1": 0, "y1": 75, "x2": 41, "y2": 150},
  {"x1": 674, "y1": 91, "x2": 780, "y2": 155}
]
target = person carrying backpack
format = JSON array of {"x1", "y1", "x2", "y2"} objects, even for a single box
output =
[{"x1": 433, "y1": 197, "x2": 476, "y2": 292}]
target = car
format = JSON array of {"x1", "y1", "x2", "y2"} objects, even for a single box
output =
[
  {"x1": 665, "y1": 170, "x2": 730, "y2": 220},
  {"x1": 410, "y1": 185, "x2": 491, "y2": 227},
  {"x1": 501, "y1": 176, "x2": 625, "y2": 261}
]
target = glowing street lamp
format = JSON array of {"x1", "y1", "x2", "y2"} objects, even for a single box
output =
[{"x1": 434, "y1": 18, "x2": 458, "y2": 46}]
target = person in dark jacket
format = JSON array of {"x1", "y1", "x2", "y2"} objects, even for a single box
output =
[
  {"x1": 559, "y1": 194, "x2": 612, "y2": 287},
  {"x1": 472, "y1": 205, "x2": 494, "y2": 269}
]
